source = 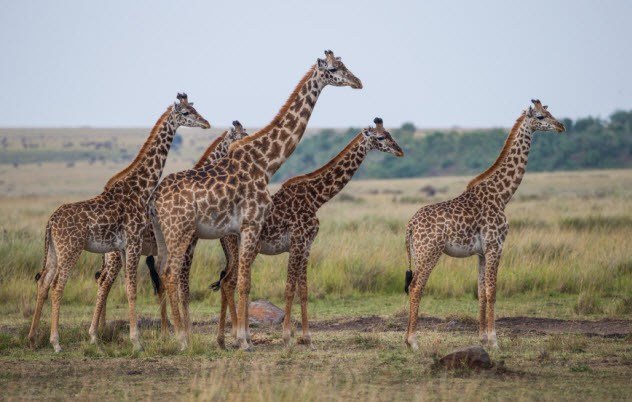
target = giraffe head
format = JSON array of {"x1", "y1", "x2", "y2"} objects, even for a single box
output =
[
  {"x1": 362, "y1": 117, "x2": 404, "y2": 157},
  {"x1": 525, "y1": 99, "x2": 565, "y2": 133},
  {"x1": 171, "y1": 93, "x2": 211, "y2": 129},
  {"x1": 227, "y1": 120, "x2": 248, "y2": 142},
  {"x1": 316, "y1": 50, "x2": 363, "y2": 89}
]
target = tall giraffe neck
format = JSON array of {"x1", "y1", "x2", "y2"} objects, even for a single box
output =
[
  {"x1": 194, "y1": 131, "x2": 228, "y2": 169},
  {"x1": 469, "y1": 115, "x2": 534, "y2": 206},
  {"x1": 283, "y1": 134, "x2": 368, "y2": 210},
  {"x1": 230, "y1": 66, "x2": 324, "y2": 181},
  {"x1": 105, "y1": 107, "x2": 178, "y2": 199}
]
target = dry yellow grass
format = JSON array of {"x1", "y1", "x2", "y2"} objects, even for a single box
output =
[{"x1": 1, "y1": 167, "x2": 631, "y2": 316}]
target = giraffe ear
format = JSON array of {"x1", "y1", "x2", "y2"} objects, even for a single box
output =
[
  {"x1": 526, "y1": 106, "x2": 534, "y2": 117},
  {"x1": 543, "y1": 105, "x2": 548, "y2": 110},
  {"x1": 317, "y1": 58, "x2": 328, "y2": 70}
]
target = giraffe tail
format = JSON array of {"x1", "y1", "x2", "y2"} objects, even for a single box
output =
[
  {"x1": 404, "y1": 226, "x2": 413, "y2": 294},
  {"x1": 34, "y1": 222, "x2": 51, "y2": 282},
  {"x1": 146, "y1": 255, "x2": 161, "y2": 295},
  {"x1": 209, "y1": 270, "x2": 226, "y2": 292}
]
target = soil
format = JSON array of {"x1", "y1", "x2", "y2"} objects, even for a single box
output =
[{"x1": 2, "y1": 314, "x2": 629, "y2": 341}]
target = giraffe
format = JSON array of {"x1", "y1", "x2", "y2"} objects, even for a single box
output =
[
  {"x1": 403, "y1": 100, "x2": 565, "y2": 350},
  {"x1": 28, "y1": 93, "x2": 210, "y2": 352},
  {"x1": 210, "y1": 117, "x2": 403, "y2": 348},
  {"x1": 89, "y1": 121, "x2": 247, "y2": 343},
  {"x1": 151, "y1": 50, "x2": 363, "y2": 350}
]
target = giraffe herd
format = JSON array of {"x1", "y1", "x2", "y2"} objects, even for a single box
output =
[{"x1": 28, "y1": 50, "x2": 566, "y2": 353}]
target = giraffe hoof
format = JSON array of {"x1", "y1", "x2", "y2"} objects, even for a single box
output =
[
  {"x1": 53, "y1": 344, "x2": 62, "y2": 353},
  {"x1": 237, "y1": 338, "x2": 252, "y2": 351},
  {"x1": 217, "y1": 337, "x2": 226, "y2": 350},
  {"x1": 28, "y1": 335, "x2": 37, "y2": 349},
  {"x1": 296, "y1": 336, "x2": 311, "y2": 346}
]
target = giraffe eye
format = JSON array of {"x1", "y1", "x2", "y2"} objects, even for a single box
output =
[
  {"x1": 328, "y1": 68, "x2": 338, "y2": 73},
  {"x1": 182, "y1": 111, "x2": 190, "y2": 116},
  {"x1": 376, "y1": 136, "x2": 385, "y2": 140},
  {"x1": 536, "y1": 115, "x2": 545, "y2": 120}
]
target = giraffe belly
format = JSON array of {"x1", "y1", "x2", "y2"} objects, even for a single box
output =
[
  {"x1": 196, "y1": 222, "x2": 231, "y2": 239},
  {"x1": 86, "y1": 236, "x2": 123, "y2": 254},
  {"x1": 444, "y1": 236, "x2": 483, "y2": 258},
  {"x1": 259, "y1": 237, "x2": 290, "y2": 255}
]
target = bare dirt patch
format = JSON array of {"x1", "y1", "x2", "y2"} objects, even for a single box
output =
[{"x1": 309, "y1": 315, "x2": 632, "y2": 337}]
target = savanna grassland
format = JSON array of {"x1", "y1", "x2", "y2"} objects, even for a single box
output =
[{"x1": 1, "y1": 131, "x2": 632, "y2": 400}]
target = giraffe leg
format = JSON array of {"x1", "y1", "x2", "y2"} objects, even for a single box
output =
[
  {"x1": 28, "y1": 251, "x2": 56, "y2": 348},
  {"x1": 99, "y1": 297, "x2": 107, "y2": 331},
  {"x1": 484, "y1": 248, "x2": 502, "y2": 348},
  {"x1": 49, "y1": 249, "x2": 81, "y2": 353},
  {"x1": 178, "y1": 238, "x2": 197, "y2": 346},
  {"x1": 164, "y1": 267, "x2": 183, "y2": 345},
  {"x1": 217, "y1": 235, "x2": 238, "y2": 349},
  {"x1": 281, "y1": 264, "x2": 298, "y2": 347},
  {"x1": 89, "y1": 251, "x2": 121, "y2": 344},
  {"x1": 477, "y1": 254, "x2": 487, "y2": 344},
  {"x1": 296, "y1": 250, "x2": 312, "y2": 348},
  {"x1": 143, "y1": 255, "x2": 169, "y2": 336},
  {"x1": 225, "y1": 258, "x2": 239, "y2": 341},
  {"x1": 405, "y1": 251, "x2": 441, "y2": 351},
  {"x1": 163, "y1": 238, "x2": 192, "y2": 350},
  {"x1": 157, "y1": 281, "x2": 169, "y2": 337},
  {"x1": 123, "y1": 244, "x2": 143, "y2": 351},
  {"x1": 151, "y1": 217, "x2": 175, "y2": 336},
  {"x1": 236, "y1": 223, "x2": 262, "y2": 351}
]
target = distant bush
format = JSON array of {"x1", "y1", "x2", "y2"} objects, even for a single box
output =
[{"x1": 271, "y1": 110, "x2": 632, "y2": 182}]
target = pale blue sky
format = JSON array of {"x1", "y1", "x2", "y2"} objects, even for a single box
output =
[{"x1": 0, "y1": 0, "x2": 630, "y2": 128}]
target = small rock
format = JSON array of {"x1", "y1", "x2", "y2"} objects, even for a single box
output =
[
  {"x1": 438, "y1": 346, "x2": 493, "y2": 370},
  {"x1": 248, "y1": 300, "x2": 284, "y2": 325}
]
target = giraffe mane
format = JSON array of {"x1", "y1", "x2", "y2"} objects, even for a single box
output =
[
  {"x1": 229, "y1": 65, "x2": 316, "y2": 151},
  {"x1": 193, "y1": 131, "x2": 228, "y2": 169},
  {"x1": 104, "y1": 106, "x2": 173, "y2": 190},
  {"x1": 281, "y1": 133, "x2": 363, "y2": 188},
  {"x1": 466, "y1": 114, "x2": 526, "y2": 189}
]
